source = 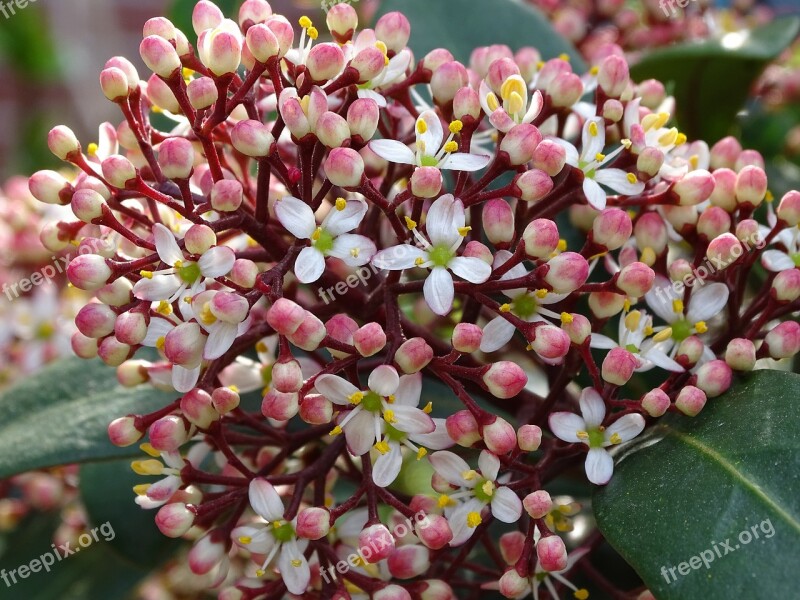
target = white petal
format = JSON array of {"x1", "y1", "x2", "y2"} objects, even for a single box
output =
[
  {"x1": 478, "y1": 450, "x2": 500, "y2": 481},
  {"x1": 579, "y1": 388, "x2": 606, "y2": 428},
  {"x1": 328, "y1": 234, "x2": 376, "y2": 266},
  {"x1": 372, "y1": 245, "x2": 428, "y2": 270},
  {"x1": 410, "y1": 418, "x2": 454, "y2": 450},
  {"x1": 426, "y1": 194, "x2": 464, "y2": 247},
  {"x1": 588, "y1": 334, "x2": 617, "y2": 350},
  {"x1": 154, "y1": 223, "x2": 184, "y2": 266},
  {"x1": 198, "y1": 246, "x2": 235, "y2": 278},
  {"x1": 249, "y1": 478, "x2": 285, "y2": 521},
  {"x1": 429, "y1": 451, "x2": 471, "y2": 486},
  {"x1": 687, "y1": 283, "x2": 729, "y2": 322},
  {"x1": 761, "y1": 250, "x2": 795, "y2": 272},
  {"x1": 368, "y1": 365, "x2": 399, "y2": 396},
  {"x1": 218, "y1": 357, "x2": 263, "y2": 393},
  {"x1": 480, "y1": 316, "x2": 516, "y2": 353},
  {"x1": 643, "y1": 347, "x2": 684, "y2": 372},
  {"x1": 394, "y1": 373, "x2": 422, "y2": 406},
  {"x1": 441, "y1": 152, "x2": 491, "y2": 172},
  {"x1": 552, "y1": 137, "x2": 580, "y2": 166},
  {"x1": 203, "y1": 322, "x2": 238, "y2": 360},
  {"x1": 314, "y1": 374, "x2": 360, "y2": 405},
  {"x1": 582, "y1": 177, "x2": 607, "y2": 211},
  {"x1": 548, "y1": 412, "x2": 587, "y2": 443},
  {"x1": 372, "y1": 443, "x2": 403, "y2": 487},
  {"x1": 423, "y1": 267, "x2": 454, "y2": 316},
  {"x1": 322, "y1": 198, "x2": 367, "y2": 236},
  {"x1": 605, "y1": 413, "x2": 645, "y2": 444},
  {"x1": 344, "y1": 410, "x2": 377, "y2": 456},
  {"x1": 274, "y1": 196, "x2": 317, "y2": 239},
  {"x1": 449, "y1": 256, "x2": 491, "y2": 283},
  {"x1": 369, "y1": 139, "x2": 416, "y2": 165},
  {"x1": 582, "y1": 117, "x2": 605, "y2": 160},
  {"x1": 585, "y1": 448, "x2": 614, "y2": 485},
  {"x1": 133, "y1": 275, "x2": 183, "y2": 301},
  {"x1": 523, "y1": 90, "x2": 544, "y2": 123},
  {"x1": 172, "y1": 365, "x2": 200, "y2": 393},
  {"x1": 418, "y1": 110, "x2": 444, "y2": 153},
  {"x1": 278, "y1": 541, "x2": 311, "y2": 595},
  {"x1": 489, "y1": 109, "x2": 516, "y2": 133},
  {"x1": 391, "y1": 405, "x2": 435, "y2": 435},
  {"x1": 491, "y1": 487, "x2": 522, "y2": 523},
  {"x1": 142, "y1": 317, "x2": 175, "y2": 346},
  {"x1": 357, "y1": 88, "x2": 387, "y2": 107},
  {"x1": 645, "y1": 276, "x2": 680, "y2": 323},
  {"x1": 594, "y1": 169, "x2": 646, "y2": 196},
  {"x1": 448, "y1": 498, "x2": 484, "y2": 546},
  {"x1": 294, "y1": 246, "x2": 326, "y2": 283}
]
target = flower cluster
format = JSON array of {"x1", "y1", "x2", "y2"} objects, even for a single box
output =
[{"x1": 28, "y1": 1, "x2": 800, "y2": 597}]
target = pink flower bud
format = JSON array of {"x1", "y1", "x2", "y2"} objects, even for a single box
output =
[
  {"x1": 709, "y1": 168, "x2": 737, "y2": 211},
  {"x1": 76, "y1": 303, "x2": 116, "y2": 339},
  {"x1": 453, "y1": 86, "x2": 481, "y2": 121},
  {"x1": 765, "y1": 321, "x2": 800, "y2": 359},
  {"x1": 734, "y1": 165, "x2": 767, "y2": 208},
  {"x1": 483, "y1": 362, "x2": 527, "y2": 399},
  {"x1": 602, "y1": 98, "x2": 624, "y2": 122},
  {"x1": 375, "y1": 12, "x2": 410, "y2": 53},
  {"x1": 208, "y1": 291, "x2": 247, "y2": 324},
  {"x1": 164, "y1": 322, "x2": 204, "y2": 367},
  {"x1": 598, "y1": 55, "x2": 629, "y2": 97},
  {"x1": 562, "y1": 313, "x2": 591, "y2": 344},
  {"x1": 299, "y1": 393, "x2": 333, "y2": 424},
  {"x1": 71, "y1": 333, "x2": 99, "y2": 359},
  {"x1": 499, "y1": 531, "x2": 525, "y2": 565},
  {"x1": 102, "y1": 155, "x2": 138, "y2": 189},
  {"x1": 589, "y1": 292, "x2": 626, "y2": 318},
  {"x1": 483, "y1": 199, "x2": 515, "y2": 247},
  {"x1": 446, "y1": 410, "x2": 481, "y2": 447},
  {"x1": 149, "y1": 415, "x2": 189, "y2": 452},
  {"x1": 532, "y1": 139, "x2": 567, "y2": 176},
  {"x1": 697, "y1": 206, "x2": 732, "y2": 240},
  {"x1": 48, "y1": 125, "x2": 81, "y2": 160},
  {"x1": 181, "y1": 389, "x2": 218, "y2": 428},
  {"x1": 638, "y1": 78, "x2": 665, "y2": 108},
  {"x1": 452, "y1": 323, "x2": 482, "y2": 353},
  {"x1": 523, "y1": 489, "x2": 552, "y2": 518},
  {"x1": 114, "y1": 311, "x2": 147, "y2": 345},
  {"x1": 238, "y1": 0, "x2": 272, "y2": 27},
  {"x1": 514, "y1": 169, "x2": 553, "y2": 203},
  {"x1": 641, "y1": 388, "x2": 670, "y2": 417},
  {"x1": 187, "y1": 76, "x2": 219, "y2": 109},
  {"x1": 410, "y1": 166, "x2": 443, "y2": 198},
  {"x1": 547, "y1": 72, "x2": 584, "y2": 107},
  {"x1": 499, "y1": 569, "x2": 528, "y2": 597},
  {"x1": 673, "y1": 169, "x2": 715, "y2": 206},
  {"x1": 245, "y1": 23, "x2": 280, "y2": 62},
  {"x1": 231, "y1": 119, "x2": 274, "y2": 157},
  {"x1": 373, "y1": 585, "x2": 412, "y2": 600},
  {"x1": 709, "y1": 136, "x2": 742, "y2": 170},
  {"x1": 267, "y1": 298, "x2": 305, "y2": 335},
  {"x1": 735, "y1": 149, "x2": 764, "y2": 171},
  {"x1": 158, "y1": 138, "x2": 195, "y2": 180},
  {"x1": 634, "y1": 212, "x2": 668, "y2": 255},
  {"x1": 287, "y1": 312, "x2": 327, "y2": 351},
  {"x1": 724, "y1": 338, "x2": 756, "y2": 371},
  {"x1": 117, "y1": 360, "x2": 149, "y2": 386},
  {"x1": 108, "y1": 416, "x2": 143, "y2": 447},
  {"x1": 272, "y1": 359, "x2": 303, "y2": 393},
  {"x1": 530, "y1": 324, "x2": 571, "y2": 361},
  {"x1": 100, "y1": 67, "x2": 129, "y2": 101},
  {"x1": 395, "y1": 337, "x2": 433, "y2": 373},
  {"x1": 105, "y1": 56, "x2": 140, "y2": 91},
  {"x1": 483, "y1": 417, "x2": 517, "y2": 454},
  {"x1": 140, "y1": 35, "x2": 181, "y2": 78},
  {"x1": 306, "y1": 43, "x2": 345, "y2": 82},
  {"x1": 431, "y1": 61, "x2": 468, "y2": 104},
  {"x1": 296, "y1": 506, "x2": 330, "y2": 540},
  {"x1": 97, "y1": 278, "x2": 133, "y2": 307},
  {"x1": 706, "y1": 233, "x2": 743, "y2": 270},
  {"x1": 156, "y1": 503, "x2": 195, "y2": 538},
  {"x1": 359, "y1": 523, "x2": 395, "y2": 563},
  {"x1": 29, "y1": 170, "x2": 73, "y2": 205},
  {"x1": 261, "y1": 390, "x2": 299, "y2": 421},
  {"x1": 388, "y1": 545, "x2": 430, "y2": 579},
  {"x1": 772, "y1": 269, "x2": 800, "y2": 303},
  {"x1": 415, "y1": 513, "x2": 453, "y2": 550},
  {"x1": 637, "y1": 146, "x2": 664, "y2": 177},
  {"x1": 777, "y1": 190, "x2": 800, "y2": 226},
  {"x1": 463, "y1": 240, "x2": 494, "y2": 264},
  {"x1": 210, "y1": 179, "x2": 243, "y2": 212},
  {"x1": 537, "y1": 535, "x2": 568, "y2": 572},
  {"x1": 675, "y1": 385, "x2": 707, "y2": 416},
  {"x1": 325, "y1": 148, "x2": 364, "y2": 188},
  {"x1": 353, "y1": 323, "x2": 387, "y2": 357},
  {"x1": 522, "y1": 218, "x2": 560, "y2": 258},
  {"x1": 676, "y1": 336, "x2": 705, "y2": 368},
  {"x1": 695, "y1": 360, "x2": 732, "y2": 398},
  {"x1": 500, "y1": 123, "x2": 542, "y2": 166},
  {"x1": 316, "y1": 111, "x2": 351, "y2": 148},
  {"x1": 212, "y1": 386, "x2": 240, "y2": 414},
  {"x1": 421, "y1": 48, "x2": 454, "y2": 73},
  {"x1": 351, "y1": 46, "x2": 386, "y2": 83},
  {"x1": 71, "y1": 188, "x2": 106, "y2": 222},
  {"x1": 147, "y1": 73, "x2": 180, "y2": 113},
  {"x1": 592, "y1": 208, "x2": 632, "y2": 251},
  {"x1": 67, "y1": 255, "x2": 112, "y2": 290},
  {"x1": 517, "y1": 424, "x2": 542, "y2": 451},
  {"x1": 617, "y1": 262, "x2": 655, "y2": 297},
  {"x1": 347, "y1": 98, "x2": 380, "y2": 142},
  {"x1": 188, "y1": 534, "x2": 226, "y2": 575},
  {"x1": 602, "y1": 347, "x2": 638, "y2": 386},
  {"x1": 544, "y1": 252, "x2": 589, "y2": 293},
  {"x1": 326, "y1": 3, "x2": 358, "y2": 43}
]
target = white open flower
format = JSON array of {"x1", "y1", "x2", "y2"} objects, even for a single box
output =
[
  {"x1": 347, "y1": 30, "x2": 412, "y2": 107},
  {"x1": 556, "y1": 116, "x2": 645, "y2": 210},
  {"x1": 549, "y1": 388, "x2": 645, "y2": 485},
  {"x1": 275, "y1": 196, "x2": 376, "y2": 283},
  {"x1": 430, "y1": 450, "x2": 522, "y2": 546},
  {"x1": 761, "y1": 227, "x2": 800, "y2": 272},
  {"x1": 479, "y1": 75, "x2": 544, "y2": 133},
  {"x1": 370, "y1": 110, "x2": 491, "y2": 172},
  {"x1": 371, "y1": 194, "x2": 491, "y2": 315}
]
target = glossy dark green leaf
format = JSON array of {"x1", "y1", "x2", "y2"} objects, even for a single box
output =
[
  {"x1": 629, "y1": 18, "x2": 800, "y2": 143},
  {"x1": 79, "y1": 459, "x2": 183, "y2": 568},
  {"x1": 593, "y1": 370, "x2": 800, "y2": 599},
  {"x1": 0, "y1": 357, "x2": 175, "y2": 478},
  {"x1": 373, "y1": 0, "x2": 585, "y2": 71}
]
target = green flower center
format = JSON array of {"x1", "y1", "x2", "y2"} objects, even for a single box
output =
[
  {"x1": 420, "y1": 155, "x2": 439, "y2": 167},
  {"x1": 428, "y1": 244, "x2": 453, "y2": 268},
  {"x1": 587, "y1": 428, "x2": 606, "y2": 448},
  {"x1": 313, "y1": 228, "x2": 335, "y2": 255},
  {"x1": 473, "y1": 477, "x2": 496, "y2": 503},
  {"x1": 362, "y1": 391, "x2": 383, "y2": 413},
  {"x1": 791, "y1": 252, "x2": 800, "y2": 267},
  {"x1": 671, "y1": 319, "x2": 692, "y2": 342},
  {"x1": 384, "y1": 423, "x2": 406, "y2": 442},
  {"x1": 261, "y1": 364, "x2": 273, "y2": 387},
  {"x1": 512, "y1": 293, "x2": 538, "y2": 319},
  {"x1": 625, "y1": 343, "x2": 639, "y2": 354},
  {"x1": 178, "y1": 262, "x2": 201, "y2": 284},
  {"x1": 272, "y1": 521, "x2": 295, "y2": 543}
]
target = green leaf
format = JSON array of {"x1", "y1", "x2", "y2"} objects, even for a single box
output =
[
  {"x1": 80, "y1": 459, "x2": 183, "y2": 568},
  {"x1": 629, "y1": 18, "x2": 800, "y2": 143},
  {"x1": 372, "y1": 0, "x2": 585, "y2": 71},
  {"x1": 593, "y1": 370, "x2": 800, "y2": 599},
  {"x1": 0, "y1": 357, "x2": 175, "y2": 478}
]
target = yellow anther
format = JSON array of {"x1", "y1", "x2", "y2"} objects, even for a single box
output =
[
  {"x1": 500, "y1": 77, "x2": 526, "y2": 101},
  {"x1": 557, "y1": 239, "x2": 567, "y2": 251},
  {"x1": 576, "y1": 430, "x2": 589, "y2": 440},
  {"x1": 238, "y1": 535, "x2": 253, "y2": 544},
  {"x1": 625, "y1": 310, "x2": 642, "y2": 332},
  {"x1": 255, "y1": 569, "x2": 265, "y2": 577},
  {"x1": 348, "y1": 391, "x2": 364, "y2": 405},
  {"x1": 481, "y1": 480, "x2": 495, "y2": 497},
  {"x1": 641, "y1": 114, "x2": 659, "y2": 131},
  {"x1": 653, "y1": 328, "x2": 673, "y2": 343},
  {"x1": 329, "y1": 425, "x2": 343, "y2": 436},
  {"x1": 299, "y1": 94, "x2": 311, "y2": 115},
  {"x1": 535, "y1": 289, "x2": 548, "y2": 299},
  {"x1": 183, "y1": 296, "x2": 193, "y2": 304},
  {"x1": 307, "y1": 27, "x2": 319, "y2": 40},
  {"x1": 595, "y1": 152, "x2": 606, "y2": 162},
  {"x1": 422, "y1": 401, "x2": 433, "y2": 414},
  {"x1": 140, "y1": 443, "x2": 161, "y2": 458},
  {"x1": 139, "y1": 270, "x2": 154, "y2": 279},
  {"x1": 312, "y1": 227, "x2": 322, "y2": 241},
  {"x1": 443, "y1": 141, "x2": 458, "y2": 153},
  {"x1": 414, "y1": 257, "x2": 425, "y2": 266},
  {"x1": 291, "y1": 559, "x2": 303, "y2": 567},
  {"x1": 457, "y1": 225, "x2": 472, "y2": 236},
  {"x1": 383, "y1": 409, "x2": 396, "y2": 424},
  {"x1": 675, "y1": 132, "x2": 687, "y2": 146},
  {"x1": 131, "y1": 459, "x2": 164, "y2": 476},
  {"x1": 155, "y1": 336, "x2": 166, "y2": 351},
  {"x1": 182, "y1": 67, "x2": 195, "y2": 78},
  {"x1": 173, "y1": 259, "x2": 183, "y2": 269},
  {"x1": 437, "y1": 494, "x2": 452, "y2": 508},
  {"x1": 672, "y1": 299, "x2": 684, "y2": 314},
  {"x1": 405, "y1": 216, "x2": 418, "y2": 230},
  {"x1": 461, "y1": 469, "x2": 477, "y2": 481},
  {"x1": 229, "y1": 385, "x2": 239, "y2": 393},
  {"x1": 350, "y1": 247, "x2": 360, "y2": 258},
  {"x1": 559, "y1": 53, "x2": 570, "y2": 62},
  {"x1": 644, "y1": 325, "x2": 654, "y2": 336},
  {"x1": 416, "y1": 119, "x2": 428, "y2": 134},
  {"x1": 298, "y1": 16, "x2": 312, "y2": 28},
  {"x1": 626, "y1": 173, "x2": 638, "y2": 184},
  {"x1": 374, "y1": 440, "x2": 390, "y2": 455},
  {"x1": 255, "y1": 341, "x2": 268, "y2": 352},
  {"x1": 640, "y1": 246, "x2": 656, "y2": 266},
  {"x1": 151, "y1": 105, "x2": 163, "y2": 114},
  {"x1": 658, "y1": 128, "x2": 679, "y2": 147},
  {"x1": 449, "y1": 120, "x2": 463, "y2": 134},
  {"x1": 765, "y1": 190, "x2": 774, "y2": 203},
  {"x1": 609, "y1": 433, "x2": 622, "y2": 445},
  {"x1": 507, "y1": 91, "x2": 524, "y2": 115},
  {"x1": 588, "y1": 121, "x2": 599, "y2": 137},
  {"x1": 335, "y1": 197, "x2": 347, "y2": 211},
  {"x1": 575, "y1": 589, "x2": 590, "y2": 600},
  {"x1": 156, "y1": 300, "x2": 173, "y2": 316},
  {"x1": 536, "y1": 60, "x2": 545, "y2": 69},
  {"x1": 589, "y1": 65, "x2": 599, "y2": 75},
  {"x1": 466, "y1": 512, "x2": 482, "y2": 528},
  {"x1": 87, "y1": 143, "x2": 99, "y2": 157},
  {"x1": 375, "y1": 41, "x2": 388, "y2": 55},
  {"x1": 689, "y1": 154, "x2": 699, "y2": 169},
  {"x1": 623, "y1": 298, "x2": 632, "y2": 312},
  {"x1": 486, "y1": 92, "x2": 500, "y2": 112},
  {"x1": 499, "y1": 303, "x2": 512, "y2": 313},
  {"x1": 416, "y1": 447, "x2": 427, "y2": 460},
  {"x1": 621, "y1": 138, "x2": 632, "y2": 150},
  {"x1": 560, "y1": 312, "x2": 574, "y2": 324},
  {"x1": 133, "y1": 483, "x2": 150, "y2": 496},
  {"x1": 694, "y1": 321, "x2": 708, "y2": 334},
  {"x1": 386, "y1": 394, "x2": 395, "y2": 404}
]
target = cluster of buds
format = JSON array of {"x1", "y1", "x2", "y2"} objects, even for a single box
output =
[{"x1": 28, "y1": 1, "x2": 800, "y2": 598}]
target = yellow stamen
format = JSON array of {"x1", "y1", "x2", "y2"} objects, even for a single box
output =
[
  {"x1": 350, "y1": 247, "x2": 360, "y2": 258},
  {"x1": 449, "y1": 120, "x2": 463, "y2": 134},
  {"x1": 486, "y1": 92, "x2": 500, "y2": 112},
  {"x1": 437, "y1": 494, "x2": 452, "y2": 508},
  {"x1": 576, "y1": 430, "x2": 589, "y2": 440},
  {"x1": 694, "y1": 321, "x2": 708, "y2": 334},
  {"x1": 560, "y1": 312, "x2": 573, "y2": 324},
  {"x1": 658, "y1": 128, "x2": 678, "y2": 147},
  {"x1": 291, "y1": 559, "x2": 303, "y2": 567},
  {"x1": 348, "y1": 391, "x2": 364, "y2": 405},
  {"x1": 461, "y1": 469, "x2": 477, "y2": 481},
  {"x1": 238, "y1": 535, "x2": 252, "y2": 544},
  {"x1": 383, "y1": 409, "x2": 396, "y2": 424},
  {"x1": 255, "y1": 341, "x2": 268, "y2": 353},
  {"x1": 672, "y1": 299, "x2": 684, "y2": 314},
  {"x1": 414, "y1": 257, "x2": 425, "y2": 266},
  {"x1": 422, "y1": 401, "x2": 433, "y2": 414},
  {"x1": 155, "y1": 336, "x2": 166, "y2": 351},
  {"x1": 557, "y1": 239, "x2": 567, "y2": 251},
  {"x1": 675, "y1": 133, "x2": 687, "y2": 146},
  {"x1": 416, "y1": 447, "x2": 427, "y2": 460},
  {"x1": 653, "y1": 328, "x2": 673, "y2": 343},
  {"x1": 307, "y1": 27, "x2": 318, "y2": 40},
  {"x1": 298, "y1": 16, "x2": 312, "y2": 28},
  {"x1": 375, "y1": 41, "x2": 388, "y2": 55},
  {"x1": 329, "y1": 425, "x2": 343, "y2": 436},
  {"x1": 499, "y1": 303, "x2": 512, "y2": 313},
  {"x1": 133, "y1": 483, "x2": 150, "y2": 496},
  {"x1": 620, "y1": 138, "x2": 632, "y2": 150},
  {"x1": 588, "y1": 121, "x2": 599, "y2": 137},
  {"x1": 625, "y1": 310, "x2": 641, "y2": 332},
  {"x1": 575, "y1": 589, "x2": 590, "y2": 599},
  {"x1": 443, "y1": 141, "x2": 458, "y2": 153},
  {"x1": 535, "y1": 289, "x2": 548, "y2": 299},
  {"x1": 131, "y1": 459, "x2": 164, "y2": 476},
  {"x1": 405, "y1": 216, "x2": 417, "y2": 230},
  {"x1": 139, "y1": 270, "x2": 153, "y2": 279},
  {"x1": 589, "y1": 66, "x2": 599, "y2": 75},
  {"x1": 386, "y1": 394, "x2": 395, "y2": 404},
  {"x1": 335, "y1": 197, "x2": 347, "y2": 211},
  {"x1": 481, "y1": 480, "x2": 495, "y2": 497},
  {"x1": 457, "y1": 225, "x2": 471, "y2": 236},
  {"x1": 623, "y1": 298, "x2": 632, "y2": 312},
  {"x1": 689, "y1": 154, "x2": 699, "y2": 169},
  {"x1": 299, "y1": 94, "x2": 311, "y2": 115},
  {"x1": 640, "y1": 246, "x2": 656, "y2": 266},
  {"x1": 416, "y1": 119, "x2": 428, "y2": 134},
  {"x1": 507, "y1": 91, "x2": 524, "y2": 115},
  {"x1": 626, "y1": 173, "x2": 638, "y2": 184},
  {"x1": 595, "y1": 152, "x2": 606, "y2": 162},
  {"x1": 466, "y1": 512, "x2": 482, "y2": 528},
  {"x1": 374, "y1": 440, "x2": 390, "y2": 455},
  {"x1": 156, "y1": 300, "x2": 173, "y2": 316},
  {"x1": 256, "y1": 569, "x2": 265, "y2": 577},
  {"x1": 609, "y1": 433, "x2": 622, "y2": 445},
  {"x1": 87, "y1": 143, "x2": 99, "y2": 157},
  {"x1": 139, "y1": 443, "x2": 161, "y2": 458},
  {"x1": 312, "y1": 227, "x2": 322, "y2": 241},
  {"x1": 559, "y1": 53, "x2": 570, "y2": 61},
  {"x1": 765, "y1": 190, "x2": 774, "y2": 203}
]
